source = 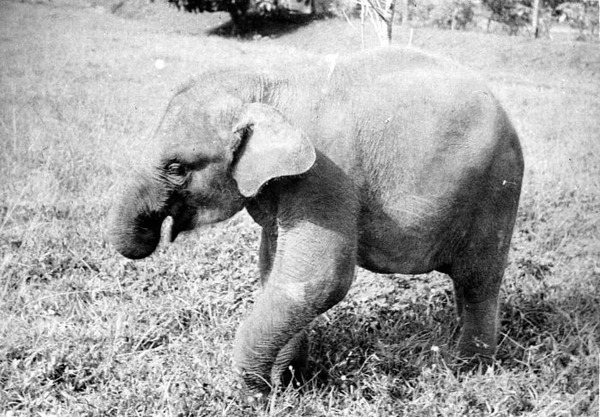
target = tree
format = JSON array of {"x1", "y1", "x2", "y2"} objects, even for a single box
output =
[
  {"x1": 359, "y1": 0, "x2": 397, "y2": 45},
  {"x1": 482, "y1": 0, "x2": 533, "y2": 34},
  {"x1": 531, "y1": 0, "x2": 541, "y2": 36},
  {"x1": 557, "y1": 0, "x2": 599, "y2": 38},
  {"x1": 431, "y1": 0, "x2": 475, "y2": 30},
  {"x1": 161, "y1": 0, "x2": 251, "y2": 25}
]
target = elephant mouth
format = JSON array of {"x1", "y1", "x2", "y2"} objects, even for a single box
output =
[
  {"x1": 167, "y1": 203, "x2": 198, "y2": 243},
  {"x1": 112, "y1": 207, "x2": 197, "y2": 260}
]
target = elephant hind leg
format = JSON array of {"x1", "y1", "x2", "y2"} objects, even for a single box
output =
[
  {"x1": 450, "y1": 263, "x2": 503, "y2": 365},
  {"x1": 448, "y1": 167, "x2": 521, "y2": 364},
  {"x1": 452, "y1": 278, "x2": 500, "y2": 363},
  {"x1": 448, "y1": 225, "x2": 513, "y2": 364}
]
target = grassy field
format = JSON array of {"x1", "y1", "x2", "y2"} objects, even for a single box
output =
[{"x1": 1, "y1": 0, "x2": 599, "y2": 415}]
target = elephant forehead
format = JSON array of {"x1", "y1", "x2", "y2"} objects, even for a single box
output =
[
  {"x1": 159, "y1": 124, "x2": 223, "y2": 155},
  {"x1": 161, "y1": 141, "x2": 225, "y2": 164},
  {"x1": 157, "y1": 116, "x2": 226, "y2": 157},
  {"x1": 158, "y1": 95, "x2": 239, "y2": 152},
  {"x1": 204, "y1": 95, "x2": 242, "y2": 122}
]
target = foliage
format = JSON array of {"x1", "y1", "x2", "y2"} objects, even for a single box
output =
[
  {"x1": 326, "y1": 0, "x2": 361, "y2": 17},
  {"x1": 481, "y1": 0, "x2": 598, "y2": 36},
  {"x1": 161, "y1": 0, "x2": 252, "y2": 22},
  {"x1": 481, "y1": 0, "x2": 533, "y2": 34},
  {"x1": 163, "y1": 0, "x2": 235, "y2": 12},
  {"x1": 556, "y1": 1, "x2": 599, "y2": 37},
  {"x1": 160, "y1": 0, "x2": 316, "y2": 22},
  {"x1": 430, "y1": 0, "x2": 475, "y2": 29}
]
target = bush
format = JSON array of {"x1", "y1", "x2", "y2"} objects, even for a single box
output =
[
  {"x1": 325, "y1": 0, "x2": 360, "y2": 17},
  {"x1": 430, "y1": 0, "x2": 474, "y2": 29},
  {"x1": 410, "y1": 0, "x2": 436, "y2": 24},
  {"x1": 556, "y1": 1, "x2": 599, "y2": 38},
  {"x1": 482, "y1": 0, "x2": 532, "y2": 34},
  {"x1": 162, "y1": 0, "x2": 318, "y2": 23},
  {"x1": 162, "y1": 0, "x2": 251, "y2": 22}
]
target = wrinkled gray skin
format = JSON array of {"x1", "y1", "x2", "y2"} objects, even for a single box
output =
[{"x1": 109, "y1": 47, "x2": 524, "y2": 395}]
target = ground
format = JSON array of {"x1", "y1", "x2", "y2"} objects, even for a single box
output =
[{"x1": 0, "y1": 1, "x2": 598, "y2": 416}]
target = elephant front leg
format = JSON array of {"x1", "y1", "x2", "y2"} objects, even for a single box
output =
[
  {"x1": 238, "y1": 198, "x2": 357, "y2": 394},
  {"x1": 232, "y1": 289, "x2": 315, "y2": 395},
  {"x1": 233, "y1": 245, "x2": 355, "y2": 393},
  {"x1": 237, "y1": 226, "x2": 308, "y2": 392}
]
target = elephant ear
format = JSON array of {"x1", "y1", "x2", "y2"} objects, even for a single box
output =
[{"x1": 232, "y1": 103, "x2": 316, "y2": 198}]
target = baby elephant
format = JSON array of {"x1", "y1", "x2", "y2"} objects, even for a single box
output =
[{"x1": 109, "y1": 47, "x2": 524, "y2": 395}]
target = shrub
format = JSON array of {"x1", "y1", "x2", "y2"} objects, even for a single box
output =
[
  {"x1": 482, "y1": 0, "x2": 532, "y2": 34},
  {"x1": 326, "y1": 0, "x2": 360, "y2": 17},
  {"x1": 556, "y1": 1, "x2": 599, "y2": 38},
  {"x1": 161, "y1": 0, "x2": 252, "y2": 22},
  {"x1": 430, "y1": 0, "x2": 474, "y2": 29}
]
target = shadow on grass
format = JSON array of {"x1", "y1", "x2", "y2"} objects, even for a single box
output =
[
  {"x1": 497, "y1": 284, "x2": 599, "y2": 372},
  {"x1": 304, "y1": 285, "x2": 458, "y2": 398},
  {"x1": 301, "y1": 274, "x2": 598, "y2": 398},
  {"x1": 207, "y1": 12, "x2": 318, "y2": 39}
]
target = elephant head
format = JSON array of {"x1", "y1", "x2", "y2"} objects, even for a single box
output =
[{"x1": 109, "y1": 86, "x2": 316, "y2": 260}]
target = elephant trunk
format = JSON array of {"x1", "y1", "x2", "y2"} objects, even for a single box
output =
[{"x1": 108, "y1": 173, "x2": 170, "y2": 260}]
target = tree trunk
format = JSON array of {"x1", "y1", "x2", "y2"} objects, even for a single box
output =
[
  {"x1": 531, "y1": 0, "x2": 541, "y2": 37},
  {"x1": 386, "y1": 0, "x2": 396, "y2": 44},
  {"x1": 402, "y1": 0, "x2": 409, "y2": 26},
  {"x1": 451, "y1": 7, "x2": 458, "y2": 30}
]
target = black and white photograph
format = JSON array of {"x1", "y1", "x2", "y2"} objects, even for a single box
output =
[{"x1": 0, "y1": 0, "x2": 598, "y2": 414}]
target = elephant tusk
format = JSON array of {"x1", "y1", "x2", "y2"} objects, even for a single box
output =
[{"x1": 161, "y1": 216, "x2": 177, "y2": 243}]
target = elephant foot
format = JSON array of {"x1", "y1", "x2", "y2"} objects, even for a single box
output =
[
  {"x1": 234, "y1": 330, "x2": 310, "y2": 398},
  {"x1": 454, "y1": 350, "x2": 496, "y2": 375},
  {"x1": 279, "y1": 356, "x2": 308, "y2": 390},
  {"x1": 236, "y1": 367, "x2": 273, "y2": 397},
  {"x1": 272, "y1": 330, "x2": 309, "y2": 390}
]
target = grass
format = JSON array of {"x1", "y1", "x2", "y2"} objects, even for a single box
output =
[{"x1": 1, "y1": 0, "x2": 599, "y2": 415}]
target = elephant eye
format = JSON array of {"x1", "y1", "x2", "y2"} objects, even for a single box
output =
[{"x1": 166, "y1": 162, "x2": 185, "y2": 176}]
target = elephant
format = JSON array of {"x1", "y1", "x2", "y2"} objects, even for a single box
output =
[{"x1": 108, "y1": 47, "x2": 524, "y2": 396}]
